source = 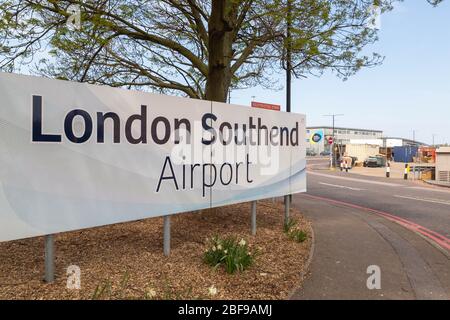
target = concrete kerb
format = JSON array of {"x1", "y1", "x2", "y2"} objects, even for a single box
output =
[
  {"x1": 409, "y1": 228, "x2": 450, "y2": 260},
  {"x1": 348, "y1": 201, "x2": 450, "y2": 260},
  {"x1": 423, "y1": 180, "x2": 450, "y2": 189}
]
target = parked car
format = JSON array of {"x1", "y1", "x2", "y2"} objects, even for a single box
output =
[
  {"x1": 363, "y1": 156, "x2": 385, "y2": 168},
  {"x1": 320, "y1": 151, "x2": 331, "y2": 156},
  {"x1": 306, "y1": 150, "x2": 317, "y2": 156}
]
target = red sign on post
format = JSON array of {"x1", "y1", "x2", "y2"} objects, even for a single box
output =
[
  {"x1": 251, "y1": 101, "x2": 281, "y2": 111},
  {"x1": 327, "y1": 136, "x2": 334, "y2": 145}
]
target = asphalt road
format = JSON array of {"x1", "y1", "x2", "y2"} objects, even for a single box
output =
[
  {"x1": 290, "y1": 157, "x2": 450, "y2": 299},
  {"x1": 306, "y1": 158, "x2": 450, "y2": 245}
]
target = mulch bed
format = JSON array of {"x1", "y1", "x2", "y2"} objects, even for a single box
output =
[{"x1": 0, "y1": 199, "x2": 312, "y2": 300}]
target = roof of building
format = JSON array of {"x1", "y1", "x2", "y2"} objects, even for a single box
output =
[
  {"x1": 382, "y1": 137, "x2": 428, "y2": 146},
  {"x1": 306, "y1": 126, "x2": 383, "y2": 133}
]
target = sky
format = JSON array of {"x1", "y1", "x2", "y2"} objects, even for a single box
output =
[{"x1": 231, "y1": 1, "x2": 450, "y2": 145}]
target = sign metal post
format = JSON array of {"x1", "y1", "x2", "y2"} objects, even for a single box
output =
[
  {"x1": 44, "y1": 234, "x2": 55, "y2": 283},
  {"x1": 284, "y1": 195, "x2": 290, "y2": 226},
  {"x1": 163, "y1": 215, "x2": 171, "y2": 256},
  {"x1": 251, "y1": 201, "x2": 257, "y2": 235}
]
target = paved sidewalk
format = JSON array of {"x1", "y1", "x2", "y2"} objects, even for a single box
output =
[
  {"x1": 290, "y1": 194, "x2": 450, "y2": 300},
  {"x1": 349, "y1": 162, "x2": 411, "y2": 180},
  {"x1": 424, "y1": 180, "x2": 450, "y2": 188}
]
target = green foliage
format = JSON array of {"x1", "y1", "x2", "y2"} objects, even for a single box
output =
[
  {"x1": 0, "y1": 0, "x2": 442, "y2": 99},
  {"x1": 283, "y1": 217, "x2": 297, "y2": 234},
  {"x1": 289, "y1": 229, "x2": 308, "y2": 243},
  {"x1": 284, "y1": 218, "x2": 308, "y2": 243},
  {"x1": 92, "y1": 279, "x2": 112, "y2": 300},
  {"x1": 92, "y1": 271, "x2": 129, "y2": 300},
  {"x1": 203, "y1": 235, "x2": 256, "y2": 274}
]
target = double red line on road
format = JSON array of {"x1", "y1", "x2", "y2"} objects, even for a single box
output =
[{"x1": 301, "y1": 193, "x2": 450, "y2": 252}]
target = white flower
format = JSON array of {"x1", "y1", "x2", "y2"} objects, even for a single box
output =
[
  {"x1": 239, "y1": 239, "x2": 246, "y2": 246},
  {"x1": 217, "y1": 244, "x2": 222, "y2": 250},
  {"x1": 224, "y1": 250, "x2": 228, "y2": 254},
  {"x1": 208, "y1": 285, "x2": 218, "y2": 296},
  {"x1": 147, "y1": 288, "x2": 157, "y2": 298},
  {"x1": 212, "y1": 246, "x2": 216, "y2": 251}
]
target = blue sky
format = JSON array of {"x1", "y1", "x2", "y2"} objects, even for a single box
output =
[{"x1": 231, "y1": 1, "x2": 450, "y2": 145}]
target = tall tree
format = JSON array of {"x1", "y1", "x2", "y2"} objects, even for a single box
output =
[{"x1": 0, "y1": 0, "x2": 442, "y2": 102}]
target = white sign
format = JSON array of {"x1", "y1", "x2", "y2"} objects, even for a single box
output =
[
  {"x1": 0, "y1": 72, "x2": 306, "y2": 242},
  {"x1": 349, "y1": 139, "x2": 383, "y2": 146},
  {"x1": 385, "y1": 139, "x2": 403, "y2": 148}
]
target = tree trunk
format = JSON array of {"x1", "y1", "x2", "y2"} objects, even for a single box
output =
[{"x1": 205, "y1": 0, "x2": 233, "y2": 103}]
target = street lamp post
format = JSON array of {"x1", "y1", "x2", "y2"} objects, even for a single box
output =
[
  {"x1": 323, "y1": 114, "x2": 344, "y2": 169},
  {"x1": 284, "y1": 0, "x2": 293, "y2": 222},
  {"x1": 286, "y1": 0, "x2": 292, "y2": 114},
  {"x1": 413, "y1": 130, "x2": 418, "y2": 143}
]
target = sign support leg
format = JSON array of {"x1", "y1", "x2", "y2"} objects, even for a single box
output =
[
  {"x1": 251, "y1": 201, "x2": 257, "y2": 236},
  {"x1": 163, "y1": 215, "x2": 171, "y2": 256},
  {"x1": 284, "y1": 195, "x2": 290, "y2": 226},
  {"x1": 44, "y1": 234, "x2": 55, "y2": 283}
]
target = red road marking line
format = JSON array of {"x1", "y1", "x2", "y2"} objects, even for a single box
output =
[{"x1": 301, "y1": 193, "x2": 450, "y2": 251}]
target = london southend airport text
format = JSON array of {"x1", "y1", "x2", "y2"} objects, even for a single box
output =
[
  {"x1": 31, "y1": 95, "x2": 300, "y2": 147},
  {"x1": 31, "y1": 96, "x2": 300, "y2": 196}
]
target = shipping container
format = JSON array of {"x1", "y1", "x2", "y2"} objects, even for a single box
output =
[{"x1": 393, "y1": 146, "x2": 418, "y2": 163}]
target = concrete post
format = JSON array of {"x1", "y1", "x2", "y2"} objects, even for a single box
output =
[
  {"x1": 44, "y1": 234, "x2": 55, "y2": 283},
  {"x1": 386, "y1": 162, "x2": 391, "y2": 178},
  {"x1": 284, "y1": 195, "x2": 290, "y2": 226},
  {"x1": 163, "y1": 215, "x2": 171, "y2": 256},
  {"x1": 251, "y1": 201, "x2": 257, "y2": 236}
]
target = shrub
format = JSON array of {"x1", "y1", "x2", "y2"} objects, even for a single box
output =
[
  {"x1": 283, "y1": 218, "x2": 297, "y2": 234},
  {"x1": 289, "y1": 229, "x2": 308, "y2": 243},
  {"x1": 283, "y1": 218, "x2": 308, "y2": 243},
  {"x1": 204, "y1": 235, "x2": 255, "y2": 274}
]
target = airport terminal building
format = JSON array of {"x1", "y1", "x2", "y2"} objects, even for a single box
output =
[{"x1": 306, "y1": 126, "x2": 383, "y2": 155}]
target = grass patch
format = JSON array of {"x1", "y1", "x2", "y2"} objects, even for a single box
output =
[
  {"x1": 289, "y1": 229, "x2": 308, "y2": 243},
  {"x1": 203, "y1": 235, "x2": 256, "y2": 274},
  {"x1": 283, "y1": 217, "x2": 297, "y2": 234},
  {"x1": 284, "y1": 218, "x2": 308, "y2": 243}
]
